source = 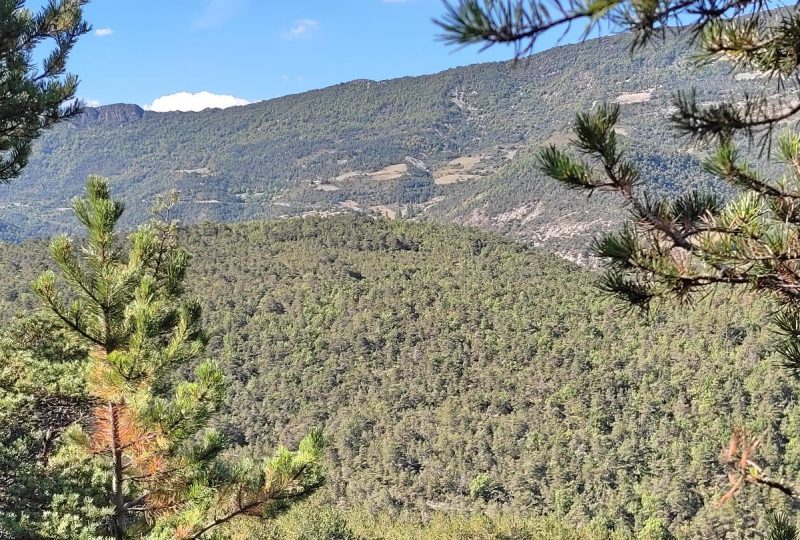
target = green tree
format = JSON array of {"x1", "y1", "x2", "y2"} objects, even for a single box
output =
[
  {"x1": 0, "y1": 317, "x2": 88, "y2": 537},
  {"x1": 0, "y1": 1, "x2": 89, "y2": 534},
  {"x1": 0, "y1": 0, "x2": 90, "y2": 182},
  {"x1": 439, "y1": 0, "x2": 800, "y2": 536},
  {"x1": 24, "y1": 177, "x2": 325, "y2": 538},
  {"x1": 769, "y1": 513, "x2": 799, "y2": 540}
]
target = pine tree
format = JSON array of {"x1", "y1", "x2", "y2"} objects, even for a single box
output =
[
  {"x1": 0, "y1": 0, "x2": 90, "y2": 182},
  {"x1": 27, "y1": 177, "x2": 325, "y2": 539},
  {"x1": 0, "y1": 2, "x2": 89, "y2": 534},
  {"x1": 769, "y1": 513, "x2": 799, "y2": 540},
  {"x1": 0, "y1": 317, "x2": 88, "y2": 537},
  {"x1": 438, "y1": 1, "x2": 800, "y2": 537}
]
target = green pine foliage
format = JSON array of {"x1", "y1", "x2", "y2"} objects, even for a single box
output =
[
  {"x1": 231, "y1": 497, "x2": 635, "y2": 540},
  {"x1": 3, "y1": 178, "x2": 325, "y2": 539},
  {"x1": 0, "y1": 213, "x2": 796, "y2": 537},
  {"x1": 0, "y1": 0, "x2": 89, "y2": 182},
  {"x1": 768, "y1": 512, "x2": 799, "y2": 540},
  {"x1": 0, "y1": 317, "x2": 88, "y2": 537}
]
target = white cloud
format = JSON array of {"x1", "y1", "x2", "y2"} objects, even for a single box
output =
[
  {"x1": 282, "y1": 19, "x2": 319, "y2": 39},
  {"x1": 94, "y1": 28, "x2": 113, "y2": 37},
  {"x1": 143, "y1": 91, "x2": 250, "y2": 112},
  {"x1": 85, "y1": 99, "x2": 102, "y2": 107}
]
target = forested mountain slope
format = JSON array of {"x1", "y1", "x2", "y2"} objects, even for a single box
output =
[
  {"x1": 1, "y1": 215, "x2": 797, "y2": 537},
  {"x1": 0, "y1": 29, "x2": 761, "y2": 259}
]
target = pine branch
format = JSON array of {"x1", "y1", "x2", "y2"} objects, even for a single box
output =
[{"x1": 185, "y1": 463, "x2": 313, "y2": 540}]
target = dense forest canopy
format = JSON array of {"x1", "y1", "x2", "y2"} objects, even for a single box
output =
[
  {"x1": 1, "y1": 214, "x2": 796, "y2": 537},
  {"x1": 436, "y1": 3, "x2": 800, "y2": 536}
]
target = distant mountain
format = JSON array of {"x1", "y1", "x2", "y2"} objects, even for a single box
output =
[
  {"x1": 73, "y1": 103, "x2": 145, "y2": 127},
  {"x1": 0, "y1": 30, "x2": 761, "y2": 256}
]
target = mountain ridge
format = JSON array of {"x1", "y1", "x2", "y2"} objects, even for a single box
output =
[
  {"x1": 73, "y1": 103, "x2": 145, "y2": 127},
  {"x1": 0, "y1": 29, "x2": 758, "y2": 257},
  {"x1": 74, "y1": 33, "x2": 595, "y2": 124}
]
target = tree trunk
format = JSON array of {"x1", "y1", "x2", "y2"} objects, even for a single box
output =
[{"x1": 109, "y1": 402, "x2": 125, "y2": 540}]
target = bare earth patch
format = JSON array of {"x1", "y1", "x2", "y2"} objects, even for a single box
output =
[
  {"x1": 434, "y1": 155, "x2": 485, "y2": 185},
  {"x1": 613, "y1": 89, "x2": 653, "y2": 104},
  {"x1": 339, "y1": 200, "x2": 361, "y2": 210},
  {"x1": 175, "y1": 167, "x2": 212, "y2": 177},
  {"x1": 370, "y1": 163, "x2": 408, "y2": 181},
  {"x1": 334, "y1": 171, "x2": 366, "y2": 182},
  {"x1": 334, "y1": 163, "x2": 408, "y2": 182}
]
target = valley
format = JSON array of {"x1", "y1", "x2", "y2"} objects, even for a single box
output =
[{"x1": 0, "y1": 216, "x2": 793, "y2": 537}]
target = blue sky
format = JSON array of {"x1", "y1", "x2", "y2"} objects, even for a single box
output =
[{"x1": 44, "y1": 0, "x2": 590, "y2": 111}]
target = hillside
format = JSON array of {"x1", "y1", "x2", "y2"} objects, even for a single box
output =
[
  {"x1": 1, "y1": 215, "x2": 797, "y2": 538},
  {"x1": 0, "y1": 29, "x2": 763, "y2": 259}
]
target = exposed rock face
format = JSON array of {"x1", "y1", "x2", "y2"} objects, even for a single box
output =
[{"x1": 73, "y1": 104, "x2": 145, "y2": 128}]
